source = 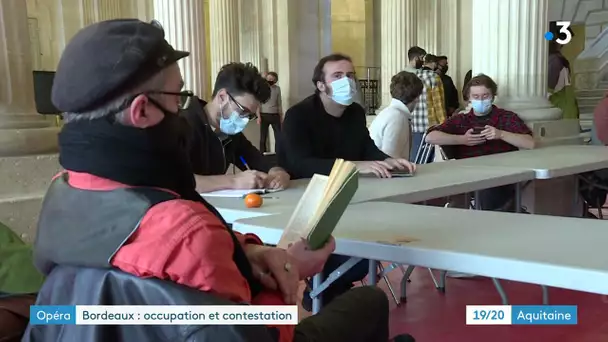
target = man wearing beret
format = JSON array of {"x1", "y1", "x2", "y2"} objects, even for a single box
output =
[
  {"x1": 24, "y1": 19, "x2": 414, "y2": 342},
  {"x1": 181, "y1": 63, "x2": 291, "y2": 192}
]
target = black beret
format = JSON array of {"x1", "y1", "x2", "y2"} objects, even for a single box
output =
[{"x1": 52, "y1": 19, "x2": 189, "y2": 113}]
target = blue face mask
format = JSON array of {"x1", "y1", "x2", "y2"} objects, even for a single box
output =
[
  {"x1": 330, "y1": 77, "x2": 357, "y2": 106},
  {"x1": 471, "y1": 99, "x2": 493, "y2": 116},
  {"x1": 219, "y1": 109, "x2": 249, "y2": 135}
]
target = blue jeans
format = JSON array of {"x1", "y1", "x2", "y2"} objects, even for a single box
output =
[{"x1": 410, "y1": 132, "x2": 434, "y2": 163}]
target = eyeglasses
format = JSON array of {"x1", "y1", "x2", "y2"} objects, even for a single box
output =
[
  {"x1": 148, "y1": 90, "x2": 194, "y2": 110},
  {"x1": 227, "y1": 93, "x2": 257, "y2": 120}
]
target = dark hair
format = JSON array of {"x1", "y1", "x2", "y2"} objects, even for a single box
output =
[
  {"x1": 407, "y1": 46, "x2": 426, "y2": 61},
  {"x1": 312, "y1": 53, "x2": 353, "y2": 87},
  {"x1": 462, "y1": 69, "x2": 473, "y2": 101},
  {"x1": 436, "y1": 55, "x2": 448, "y2": 62},
  {"x1": 390, "y1": 71, "x2": 424, "y2": 104},
  {"x1": 424, "y1": 54, "x2": 437, "y2": 64},
  {"x1": 212, "y1": 62, "x2": 271, "y2": 103},
  {"x1": 463, "y1": 73, "x2": 498, "y2": 99},
  {"x1": 267, "y1": 71, "x2": 278, "y2": 80}
]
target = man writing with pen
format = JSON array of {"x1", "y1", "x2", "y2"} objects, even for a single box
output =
[{"x1": 181, "y1": 62, "x2": 291, "y2": 191}]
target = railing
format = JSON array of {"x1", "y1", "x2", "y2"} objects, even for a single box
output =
[{"x1": 355, "y1": 66, "x2": 381, "y2": 115}]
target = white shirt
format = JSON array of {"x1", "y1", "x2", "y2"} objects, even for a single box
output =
[{"x1": 369, "y1": 98, "x2": 411, "y2": 159}]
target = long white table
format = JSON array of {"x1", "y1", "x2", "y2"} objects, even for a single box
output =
[
  {"x1": 233, "y1": 202, "x2": 608, "y2": 296},
  {"x1": 449, "y1": 145, "x2": 608, "y2": 179},
  {"x1": 353, "y1": 162, "x2": 535, "y2": 204},
  {"x1": 206, "y1": 164, "x2": 536, "y2": 223}
]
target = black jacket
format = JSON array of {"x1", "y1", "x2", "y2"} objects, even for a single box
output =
[{"x1": 181, "y1": 98, "x2": 272, "y2": 175}]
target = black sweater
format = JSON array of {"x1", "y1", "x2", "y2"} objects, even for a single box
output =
[{"x1": 278, "y1": 94, "x2": 388, "y2": 179}]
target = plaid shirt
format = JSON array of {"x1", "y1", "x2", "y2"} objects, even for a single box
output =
[
  {"x1": 407, "y1": 67, "x2": 447, "y2": 133},
  {"x1": 429, "y1": 105, "x2": 532, "y2": 159}
]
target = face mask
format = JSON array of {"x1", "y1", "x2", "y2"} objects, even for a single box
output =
[
  {"x1": 471, "y1": 99, "x2": 493, "y2": 116},
  {"x1": 440, "y1": 65, "x2": 448, "y2": 74},
  {"x1": 415, "y1": 59, "x2": 423, "y2": 69},
  {"x1": 147, "y1": 99, "x2": 191, "y2": 153},
  {"x1": 267, "y1": 80, "x2": 276, "y2": 86},
  {"x1": 329, "y1": 77, "x2": 357, "y2": 106},
  {"x1": 219, "y1": 103, "x2": 249, "y2": 135}
]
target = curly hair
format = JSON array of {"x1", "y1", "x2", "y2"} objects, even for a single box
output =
[
  {"x1": 212, "y1": 62, "x2": 271, "y2": 103},
  {"x1": 390, "y1": 71, "x2": 424, "y2": 104}
]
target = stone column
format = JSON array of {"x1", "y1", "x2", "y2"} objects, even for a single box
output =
[
  {"x1": 209, "y1": 0, "x2": 240, "y2": 86},
  {"x1": 416, "y1": 0, "x2": 439, "y2": 53},
  {"x1": 380, "y1": 0, "x2": 417, "y2": 107},
  {"x1": 238, "y1": 0, "x2": 262, "y2": 69},
  {"x1": 260, "y1": 0, "x2": 278, "y2": 72},
  {"x1": 153, "y1": 0, "x2": 208, "y2": 96},
  {"x1": 0, "y1": 0, "x2": 58, "y2": 157},
  {"x1": 471, "y1": 0, "x2": 561, "y2": 122}
]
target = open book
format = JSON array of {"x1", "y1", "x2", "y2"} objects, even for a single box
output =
[{"x1": 277, "y1": 159, "x2": 359, "y2": 250}]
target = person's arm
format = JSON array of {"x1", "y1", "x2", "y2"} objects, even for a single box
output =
[
  {"x1": 234, "y1": 134, "x2": 272, "y2": 173},
  {"x1": 425, "y1": 116, "x2": 466, "y2": 146},
  {"x1": 282, "y1": 107, "x2": 336, "y2": 177},
  {"x1": 498, "y1": 112, "x2": 535, "y2": 150},
  {"x1": 111, "y1": 200, "x2": 262, "y2": 304},
  {"x1": 194, "y1": 174, "x2": 237, "y2": 193}
]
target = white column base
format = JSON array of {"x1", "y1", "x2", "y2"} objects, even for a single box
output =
[{"x1": 496, "y1": 96, "x2": 562, "y2": 123}]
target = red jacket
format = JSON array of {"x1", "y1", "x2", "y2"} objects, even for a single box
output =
[{"x1": 65, "y1": 171, "x2": 294, "y2": 342}]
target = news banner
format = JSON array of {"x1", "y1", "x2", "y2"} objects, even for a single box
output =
[
  {"x1": 466, "y1": 305, "x2": 578, "y2": 325},
  {"x1": 30, "y1": 305, "x2": 577, "y2": 326},
  {"x1": 30, "y1": 305, "x2": 298, "y2": 325}
]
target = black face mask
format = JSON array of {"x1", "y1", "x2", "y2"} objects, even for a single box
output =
[
  {"x1": 439, "y1": 65, "x2": 448, "y2": 74},
  {"x1": 415, "y1": 60, "x2": 423, "y2": 69},
  {"x1": 267, "y1": 80, "x2": 276, "y2": 86},
  {"x1": 147, "y1": 98, "x2": 191, "y2": 154}
]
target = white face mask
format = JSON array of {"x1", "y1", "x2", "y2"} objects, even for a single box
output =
[
  {"x1": 219, "y1": 103, "x2": 249, "y2": 135},
  {"x1": 329, "y1": 77, "x2": 357, "y2": 106}
]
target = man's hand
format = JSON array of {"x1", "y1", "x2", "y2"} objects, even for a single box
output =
[
  {"x1": 384, "y1": 158, "x2": 416, "y2": 173},
  {"x1": 231, "y1": 170, "x2": 268, "y2": 189},
  {"x1": 481, "y1": 125, "x2": 503, "y2": 140},
  {"x1": 287, "y1": 237, "x2": 336, "y2": 279},
  {"x1": 266, "y1": 169, "x2": 290, "y2": 190},
  {"x1": 461, "y1": 128, "x2": 486, "y2": 146},
  {"x1": 244, "y1": 244, "x2": 300, "y2": 305},
  {"x1": 256, "y1": 117, "x2": 261, "y2": 125},
  {"x1": 354, "y1": 160, "x2": 393, "y2": 178}
]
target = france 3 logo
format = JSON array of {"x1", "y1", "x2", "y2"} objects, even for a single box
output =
[{"x1": 545, "y1": 21, "x2": 573, "y2": 45}]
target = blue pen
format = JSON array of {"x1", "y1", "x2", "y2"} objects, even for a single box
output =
[{"x1": 239, "y1": 156, "x2": 251, "y2": 170}]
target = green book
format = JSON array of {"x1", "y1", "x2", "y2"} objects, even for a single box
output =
[{"x1": 278, "y1": 159, "x2": 359, "y2": 250}]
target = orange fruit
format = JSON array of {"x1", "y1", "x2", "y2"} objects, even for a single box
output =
[{"x1": 244, "y1": 193, "x2": 263, "y2": 208}]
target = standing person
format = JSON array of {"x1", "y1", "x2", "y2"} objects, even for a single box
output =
[
  {"x1": 181, "y1": 63, "x2": 291, "y2": 193},
  {"x1": 369, "y1": 71, "x2": 423, "y2": 159},
  {"x1": 258, "y1": 71, "x2": 283, "y2": 153},
  {"x1": 422, "y1": 54, "x2": 437, "y2": 71},
  {"x1": 548, "y1": 40, "x2": 579, "y2": 121},
  {"x1": 435, "y1": 56, "x2": 460, "y2": 117},
  {"x1": 279, "y1": 53, "x2": 416, "y2": 311},
  {"x1": 404, "y1": 46, "x2": 446, "y2": 162}
]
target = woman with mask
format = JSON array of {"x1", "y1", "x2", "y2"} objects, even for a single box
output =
[
  {"x1": 181, "y1": 63, "x2": 291, "y2": 193},
  {"x1": 258, "y1": 71, "x2": 283, "y2": 153},
  {"x1": 369, "y1": 71, "x2": 423, "y2": 160},
  {"x1": 425, "y1": 74, "x2": 534, "y2": 211}
]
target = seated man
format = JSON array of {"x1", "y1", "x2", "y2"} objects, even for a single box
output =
[
  {"x1": 280, "y1": 53, "x2": 416, "y2": 310},
  {"x1": 26, "y1": 19, "x2": 412, "y2": 342},
  {"x1": 181, "y1": 63, "x2": 290, "y2": 192},
  {"x1": 425, "y1": 74, "x2": 535, "y2": 211}
]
